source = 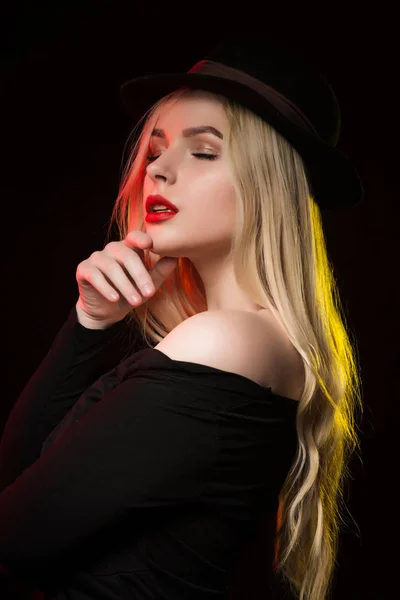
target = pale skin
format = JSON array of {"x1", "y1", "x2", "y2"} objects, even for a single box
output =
[{"x1": 143, "y1": 91, "x2": 265, "y2": 315}]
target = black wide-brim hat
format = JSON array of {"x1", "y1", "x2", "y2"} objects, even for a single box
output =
[{"x1": 120, "y1": 33, "x2": 364, "y2": 210}]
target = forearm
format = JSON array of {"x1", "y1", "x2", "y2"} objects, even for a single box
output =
[{"x1": 0, "y1": 304, "x2": 130, "y2": 491}]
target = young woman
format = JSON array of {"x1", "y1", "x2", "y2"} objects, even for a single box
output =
[{"x1": 0, "y1": 33, "x2": 363, "y2": 600}]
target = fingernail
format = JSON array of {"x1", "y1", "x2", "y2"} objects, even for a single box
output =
[{"x1": 143, "y1": 284, "x2": 154, "y2": 296}]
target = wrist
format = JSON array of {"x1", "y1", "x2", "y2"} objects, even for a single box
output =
[{"x1": 75, "y1": 303, "x2": 121, "y2": 330}]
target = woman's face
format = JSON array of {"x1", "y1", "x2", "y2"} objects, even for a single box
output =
[{"x1": 142, "y1": 92, "x2": 236, "y2": 263}]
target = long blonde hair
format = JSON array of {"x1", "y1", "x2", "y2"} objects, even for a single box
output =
[{"x1": 106, "y1": 87, "x2": 363, "y2": 600}]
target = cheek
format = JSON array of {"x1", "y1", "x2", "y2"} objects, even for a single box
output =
[{"x1": 192, "y1": 170, "x2": 236, "y2": 212}]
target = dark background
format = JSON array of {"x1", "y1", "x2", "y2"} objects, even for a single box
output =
[{"x1": 2, "y1": 3, "x2": 397, "y2": 599}]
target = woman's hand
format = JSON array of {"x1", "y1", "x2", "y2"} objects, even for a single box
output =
[{"x1": 75, "y1": 230, "x2": 177, "y2": 328}]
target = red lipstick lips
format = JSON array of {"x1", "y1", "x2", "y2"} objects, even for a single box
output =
[
  {"x1": 145, "y1": 195, "x2": 179, "y2": 213},
  {"x1": 145, "y1": 195, "x2": 179, "y2": 223}
]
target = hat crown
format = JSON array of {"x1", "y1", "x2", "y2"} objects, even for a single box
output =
[
  {"x1": 205, "y1": 33, "x2": 341, "y2": 147},
  {"x1": 119, "y1": 32, "x2": 364, "y2": 208}
]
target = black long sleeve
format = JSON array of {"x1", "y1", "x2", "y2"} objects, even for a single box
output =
[
  {"x1": 0, "y1": 305, "x2": 134, "y2": 494},
  {"x1": 0, "y1": 360, "x2": 217, "y2": 582},
  {"x1": 0, "y1": 308, "x2": 298, "y2": 600}
]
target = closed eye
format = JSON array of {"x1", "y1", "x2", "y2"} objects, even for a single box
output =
[{"x1": 146, "y1": 153, "x2": 218, "y2": 163}]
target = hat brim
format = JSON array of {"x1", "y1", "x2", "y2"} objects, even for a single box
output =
[{"x1": 120, "y1": 72, "x2": 364, "y2": 209}]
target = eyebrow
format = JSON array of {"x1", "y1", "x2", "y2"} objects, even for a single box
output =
[{"x1": 151, "y1": 126, "x2": 224, "y2": 140}]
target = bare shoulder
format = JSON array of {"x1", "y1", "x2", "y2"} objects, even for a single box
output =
[{"x1": 153, "y1": 310, "x2": 303, "y2": 399}]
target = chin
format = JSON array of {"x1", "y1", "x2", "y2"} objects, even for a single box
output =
[
  {"x1": 148, "y1": 243, "x2": 179, "y2": 258},
  {"x1": 146, "y1": 235, "x2": 181, "y2": 257}
]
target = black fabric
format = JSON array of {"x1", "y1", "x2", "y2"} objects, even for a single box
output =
[{"x1": 0, "y1": 305, "x2": 298, "y2": 599}]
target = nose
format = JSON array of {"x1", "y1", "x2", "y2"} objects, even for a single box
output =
[
  {"x1": 151, "y1": 172, "x2": 167, "y2": 182},
  {"x1": 146, "y1": 160, "x2": 170, "y2": 183},
  {"x1": 146, "y1": 147, "x2": 178, "y2": 185}
]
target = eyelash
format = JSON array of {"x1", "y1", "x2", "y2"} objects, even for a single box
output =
[{"x1": 146, "y1": 153, "x2": 218, "y2": 163}]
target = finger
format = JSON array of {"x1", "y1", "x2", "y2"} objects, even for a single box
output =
[
  {"x1": 123, "y1": 230, "x2": 153, "y2": 250},
  {"x1": 149, "y1": 256, "x2": 178, "y2": 290},
  {"x1": 105, "y1": 246, "x2": 157, "y2": 298},
  {"x1": 90, "y1": 255, "x2": 144, "y2": 305},
  {"x1": 77, "y1": 265, "x2": 122, "y2": 303}
]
